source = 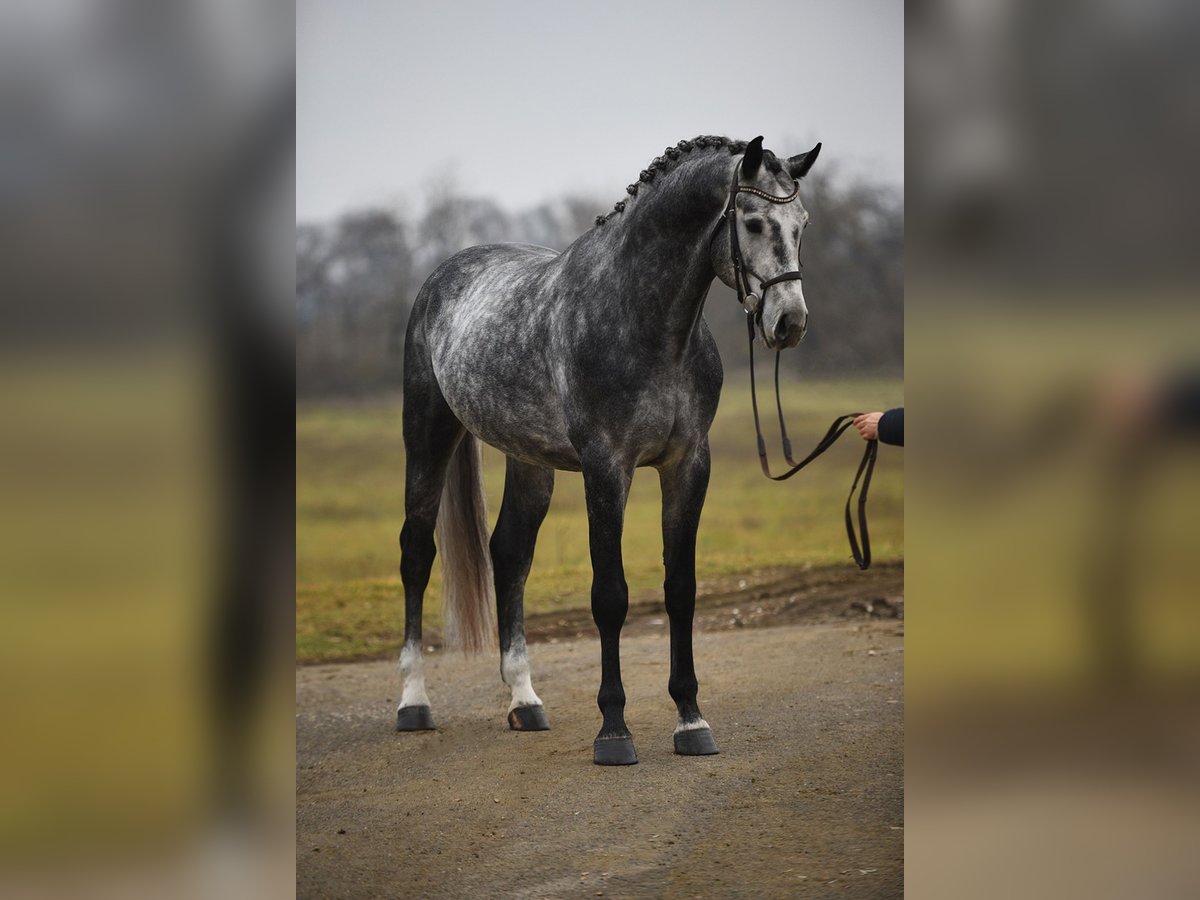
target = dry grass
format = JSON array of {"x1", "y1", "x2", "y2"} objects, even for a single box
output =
[{"x1": 297, "y1": 377, "x2": 904, "y2": 662}]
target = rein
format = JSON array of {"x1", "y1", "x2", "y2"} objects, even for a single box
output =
[{"x1": 722, "y1": 164, "x2": 878, "y2": 570}]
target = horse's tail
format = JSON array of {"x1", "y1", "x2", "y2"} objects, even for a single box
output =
[{"x1": 436, "y1": 434, "x2": 496, "y2": 653}]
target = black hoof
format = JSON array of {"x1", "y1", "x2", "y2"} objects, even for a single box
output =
[
  {"x1": 396, "y1": 705, "x2": 436, "y2": 732},
  {"x1": 507, "y1": 705, "x2": 550, "y2": 731},
  {"x1": 674, "y1": 727, "x2": 719, "y2": 756},
  {"x1": 593, "y1": 735, "x2": 638, "y2": 766}
]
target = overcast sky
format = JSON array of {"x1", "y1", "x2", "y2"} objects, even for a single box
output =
[{"x1": 298, "y1": 0, "x2": 902, "y2": 223}]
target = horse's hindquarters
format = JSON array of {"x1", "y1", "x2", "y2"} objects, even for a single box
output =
[{"x1": 424, "y1": 246, "x2": 579, "y2": 470}]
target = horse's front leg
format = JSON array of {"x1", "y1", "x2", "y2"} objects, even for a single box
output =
[
  {"x1": 659, "y1": 440, "x2": 719, "y2": 755},
  {"x1": 581, "y1": 451, "x2": 636, "y2": 765}
]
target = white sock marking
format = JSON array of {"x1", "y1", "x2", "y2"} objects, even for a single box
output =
[
  {"x1": 398, "y1": 643, "x2": 430, "y2": 709},
  {"x1": 673, "y1": 717, "x2": 711, "y2": 735},
  {"x1": 501, "y1": 645, "x2": 542, "y2": 712}
]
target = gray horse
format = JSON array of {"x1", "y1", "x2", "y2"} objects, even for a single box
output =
[{"x1": 396, "y1": 135, "x2": 821, "y2": 765}]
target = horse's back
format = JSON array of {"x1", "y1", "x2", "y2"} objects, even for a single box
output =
[{"x1": 423, "y1": 241, "x2": 554, "y2": 294}]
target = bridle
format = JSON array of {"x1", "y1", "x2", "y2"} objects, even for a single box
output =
[
  {"x1": 723, "y1": 163, "x2": 805, "y2": 327},
  {"x1": 720, "y1": 162, "x2": 879, "y2": 570}
]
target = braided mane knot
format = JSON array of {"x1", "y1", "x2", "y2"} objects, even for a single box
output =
[{"x1": 593, "y1": 135, "x2": 754, "y2": 227}]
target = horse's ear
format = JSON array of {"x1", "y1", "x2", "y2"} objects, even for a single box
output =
[
  {"x1": 787, "y1": 142, "x2": 822, "y2": 179},
  {"x1": 741, "y1": 136, "x2": 764, "y2": 179}
]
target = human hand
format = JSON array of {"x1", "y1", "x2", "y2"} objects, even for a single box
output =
[
  {"x1": 1099, "y1": 368, "x2": 1159, "y2": 437},
  {"x1": 853, "y1": 412, "x2": 882, "y2": 441}
]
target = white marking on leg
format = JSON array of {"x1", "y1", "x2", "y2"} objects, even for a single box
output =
[
  {"x1": 398, "y1": 642, "x2": 430, "y2": 709},
  {"x1": 673, "y1": 717, "x2": 711, "y2": 735},
  {"x1": 501, "y1": 643, "x2": 542, "y2": 712}
]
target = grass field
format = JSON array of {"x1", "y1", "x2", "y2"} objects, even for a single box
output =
[{"x1": 297, "y1": 376, "x2": 904, "y2": 663}]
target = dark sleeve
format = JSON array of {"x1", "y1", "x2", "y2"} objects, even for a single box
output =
[
  {"x1": 1160, "y1": 373, "x2": 1200, "y2": 433},
  {"x1": 877, "y1": 407, "x2": 904, "y2": 446}
]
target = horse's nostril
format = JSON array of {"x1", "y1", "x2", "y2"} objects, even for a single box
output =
[{"x1": 775, "y1": 314, "x2": 790, "y2": 340}]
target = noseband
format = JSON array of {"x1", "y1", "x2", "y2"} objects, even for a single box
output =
[{"x1": 721, "y1": 163, "x2": 879, "y2": 570}]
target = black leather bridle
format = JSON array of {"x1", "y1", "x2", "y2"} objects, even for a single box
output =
[
  {"x1": 723, "y1": 163, "x2": 805, "y2": 324},
  {"x1": 721, "y1": 162, "x2": 879, "y2": 570}
]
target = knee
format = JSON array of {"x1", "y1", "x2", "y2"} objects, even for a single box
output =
[
  {"x1": 664, "y1": 570, "x2": 696, "y2": 609},
  {"x1": 591, "y1": 576, "x2": 628, "y2": 626}
]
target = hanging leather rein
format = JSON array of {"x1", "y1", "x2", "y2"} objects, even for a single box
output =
[{"x1": 722, "y1": 164, "x2": 878, "y2": 570}]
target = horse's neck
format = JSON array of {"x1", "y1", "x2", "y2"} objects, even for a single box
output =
[{"x1": 565, "y1": 155, "x2": 730, "y2": 354}]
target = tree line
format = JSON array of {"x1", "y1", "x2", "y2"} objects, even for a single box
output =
[{"x1": 297, "y1": 173, "x2": 902, "y2": 396}]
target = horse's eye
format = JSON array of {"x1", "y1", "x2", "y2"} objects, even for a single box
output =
[{"x1": 745, "y1": 219, "x2": 763, "y2": 234}]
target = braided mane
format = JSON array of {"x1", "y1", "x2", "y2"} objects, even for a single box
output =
[{"x1": 594, "y1": 135, "x2": 785, "y2": 227}]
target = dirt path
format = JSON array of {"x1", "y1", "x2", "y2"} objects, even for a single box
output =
[{"x1": 297, "y1": 565, "x2": 903, "y2": 898}]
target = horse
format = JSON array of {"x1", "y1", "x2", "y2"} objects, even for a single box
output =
[{"x1": 396, "y1": 135, "x2": 821, "y2": 765}]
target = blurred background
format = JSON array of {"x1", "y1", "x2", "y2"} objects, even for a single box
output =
[
  {"x1": 906, "y1": 1, "x2": 1200, "y2": 897},
  {"x1": 0, "y1": 0, "x2": 294, "y2": 897}
]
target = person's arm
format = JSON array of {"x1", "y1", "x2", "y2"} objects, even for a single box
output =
[
  {"x1": 1104, "y1": 370, "x2": 1200, "y2": 436},
  {"x1": 853, "y1": 408, "x2": 904, "y2": 446},
  {"x1": 1160, "y1": 373, "x2": 1200, "y2": 433},
  {"x1": 877, "y1": 408, "x2": 904, "y2": 446}
]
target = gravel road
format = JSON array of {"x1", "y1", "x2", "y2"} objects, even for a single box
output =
[{"x1": 298, "y1": 564, "x2": 903, "y2": 898}]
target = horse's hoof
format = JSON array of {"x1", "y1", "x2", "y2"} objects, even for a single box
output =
[
  {"x1": 674, "y1": 727, "x2": 719, "y2": 756},
  {"x1": 507, "y1": 705, "x2": 550, "y2": 731},
  {"x1": 593, "y1": 735, "x2": 638, "y2": 766},
  {"x1": 396, "y1": 705, "x2": 436, "y2": 731}
]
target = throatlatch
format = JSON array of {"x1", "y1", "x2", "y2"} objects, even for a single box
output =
[{"x1": 724, "y1": 162, "x2": 878, "y2": 570}]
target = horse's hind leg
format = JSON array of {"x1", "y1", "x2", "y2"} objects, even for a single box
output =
[
  {"x1": 490, "y1": 457, "x2": 555, "y2": 730},
  {"x1": 396, "y1": 357, "x2": 464, "y2": 732},
  {"x1": 659, "y1": 440, "x2": 719, "y2": 755}
]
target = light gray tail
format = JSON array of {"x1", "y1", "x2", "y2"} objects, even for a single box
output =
[{"x1": 436, "y1": 435, "x2": 496, "y2": 653}]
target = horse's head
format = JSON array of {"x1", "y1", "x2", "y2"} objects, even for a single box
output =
[{"x1": 712, "y1": 136, "x2": 821, "y2": 350}]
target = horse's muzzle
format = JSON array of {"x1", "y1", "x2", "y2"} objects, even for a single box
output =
[{"x1": 768, "y1": 311, "x2": 807, "y2": 349}]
